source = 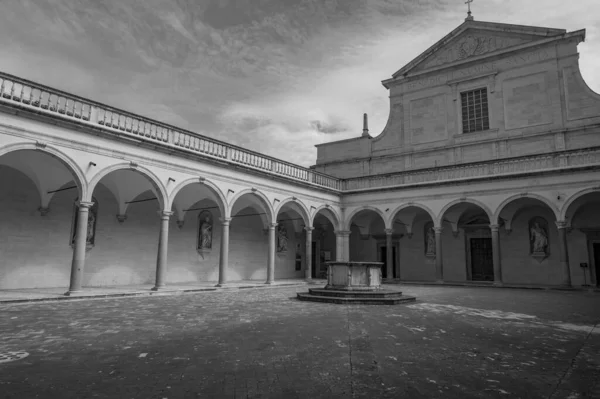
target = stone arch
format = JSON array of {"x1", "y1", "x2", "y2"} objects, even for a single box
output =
[
  {"x1": 167, "y1": 177, "x2": 228, "y2": 217},
  {"x1": 228, "y1": 188, "x2": 275, "y2": 224},
  {"x1": 344, "y1": 205, "x2": 388, "y2": 231},
  {"x1": 389, "y1": 203, "x2": 437, "y2": 226},
  {"x1": 560, "y1": 187, "x2": 600, "y2": 221},
  {"x1": 0, "y1": 142, "x2": 88, "y2": 200},
  {"x1": 436, "y1": 198, "x2": 493, "y2": 227},
  {"x1": 87, "y1": 162, "x2": 168, "y2": 210},
  {"x1": 274, "y1": 197, "x2": 311, "y2": 227},
  {"x1": 493, "y1": 193, "x2": 560, "y2": 225},
  {"x1": 311, "y1": 205, "x2": 342, "y2": 230}
]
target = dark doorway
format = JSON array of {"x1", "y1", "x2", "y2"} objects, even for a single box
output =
[
  {"x1": 380, "y1": 246, "x2": 397, "y2": 279},
  {"x1": 470, "y1": 238, "x2": 494, "y2": 281},
  {"x1": 593, "y1": 243, "x2": 600, "y2": 286},
  {"x1": 311, "y1": 241, "x2": 317, "y2": 278}
]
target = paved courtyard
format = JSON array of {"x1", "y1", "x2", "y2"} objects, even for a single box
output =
[{"x1": 0, "y1": 285, "x2": 599, "y2": 399}]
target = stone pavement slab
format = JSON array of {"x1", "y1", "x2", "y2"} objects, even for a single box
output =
[{"x1": 0, "y1": 285, "x2": 598, "y2": 398}]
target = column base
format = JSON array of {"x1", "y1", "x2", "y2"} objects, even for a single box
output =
[
  {"x1": 265, "y1": 281, "x2": 274, "y2": 285},
  {"x1": 435, "y1": 280, "x2": 444, "y2": 284},
  {"x1": 215, "y1": 283, "x2": 227, "y2": 287},
  {"x1": 151, "y1": 285, "x2": 166, "y2": 291},
  {"x1": 493, "y1": 281, "x2": 503, "y2": 287},
  {"x1": 64, "y1": 290, "x2": 83, "y2": 296}
]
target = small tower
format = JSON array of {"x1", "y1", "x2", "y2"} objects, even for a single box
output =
[{"x1": 361, "y1": 113, "x2": 370, "y2": 138}]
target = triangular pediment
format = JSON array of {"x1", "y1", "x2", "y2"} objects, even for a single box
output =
[{"x1": 392, "y1": 20, "x2": 568, "y2": 78}]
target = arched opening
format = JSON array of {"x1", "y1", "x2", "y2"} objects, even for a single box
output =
[
  {"x1": 496, "y1": 196, "x2": 559, "y2": 285},
  {"x1": 439, "y1": 201, "x2": 492, "y2": 282},
  {"x1": 228, "y1": 191, "x2": 273, "y2": 281},
  {"x1": 84, "y1": 169, "x2": 165, "y2": 287},
  {"x1": 390, "y1": 204, "x2": 436, "y2": 282},
  {"x1": 168, "y1": 181, "x2": 227, "y2": 284},
  {"x1": 563, "y1": 190, "x2": 600, "y2": 287},
  {"x1": 346, "y1": 208, "x2": 387, "y2": 277},
  {"x1": 274, "y1": 199, "x2": 310, "y2": 280},
  {"x1": 311, "y1": 207, "x2": 339, "y2": 279},
  {"x1": 0, "y1": 149, "x2": 83, "y2": 289}
]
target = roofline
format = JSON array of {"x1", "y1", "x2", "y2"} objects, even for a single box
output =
[
  {"x1": 389, "y1": 19, "x2": 571, "y2": 81},
  {"x1": 314, "y1": 135, "x2": 369, "y2": 148},
  {"x1": 381, "y1": 28, "x2": 586, "y2": 89}
]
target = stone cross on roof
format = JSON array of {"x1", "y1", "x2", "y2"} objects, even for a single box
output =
[{"x1": 465, "y1": 0, "x2": 474, "y2": 21}]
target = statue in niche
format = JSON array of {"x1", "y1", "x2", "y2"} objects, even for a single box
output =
[
  {"x1": 424, "y1": 222, "x2": 436, "y2": 255},
  {"x1": 86, "y1": 212, "x2": 96, "y2": 243},
  {"x1": 529, "y1": 218, "x2": 549, "y2": 255},
  {"x1": 71, "y1": 197, "x2": 98, "y2": 247},
  {"x1": 277, "y1": 223, "x2": 288, "y2": 252},
  {"x1": 198, "y1": 211, "x2": 213, "y2": 250}
]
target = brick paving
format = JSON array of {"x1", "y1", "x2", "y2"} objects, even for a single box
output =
[{"x1": 0, "y1": 285, "x2": 598, "y2": 398}]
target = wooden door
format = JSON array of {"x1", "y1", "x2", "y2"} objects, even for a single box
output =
[{"x1": 470, "y1": 238, "x2": 494, "y2": 281}]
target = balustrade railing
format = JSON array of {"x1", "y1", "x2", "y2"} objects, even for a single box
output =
[
  {"x1": 342, "y1": 147, "x2": 600, "y2": 191},
  {"x1": 0, "y1": 72, "x2": 340, "y2": 191}
]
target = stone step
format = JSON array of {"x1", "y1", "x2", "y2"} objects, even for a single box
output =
[
  {"x1": 308, "y1": 288, "x2": 406, "y2": 298},
  {"x1": 296, "y1": 293, "x2": 417, "y2": 305}
]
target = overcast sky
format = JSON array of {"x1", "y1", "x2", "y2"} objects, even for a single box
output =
[{"x1": 0, "y1": 0, "x2": 598, "y2": 167}]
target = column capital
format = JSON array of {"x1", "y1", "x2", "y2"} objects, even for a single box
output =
[
  {"x1": 77, "y1": 201, "x2": 94, "y2": 209},
  {"x1": 555, "y1": 220, "x2": 568, "y2": 229},
  {"x1": 384, "y1": 228, "x2": 393, "y2": 235},
  {"x1": 220, "y1": 217, "x2": 232, "y2": 225},
  {"x1": 335, "y1": 230, "x2": 351, "y2": 237},
  {"x1": 269, "y1": 222, "x2": 278, "y2": 229},
  {"x1": 489, "y1": 224, "x2": 500, "y2": 232},
  {"x1": 434, "y1": 226, "x2": 443, "y2": 234},
  {"x1": 304, "y1": 226, "x2": 315, "y2": 232},
  {"x1": 158, "y1": 210, "x2": 174, "y2": 219}
]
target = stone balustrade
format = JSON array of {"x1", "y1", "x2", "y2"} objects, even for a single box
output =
[
  {"x1": 342, "y1": 147, "x2": 600, "y2": 191},
  {"x1": 1, "y1": 71, "x2": 599, "y2": 194},
  {"x1": 0, "y1": 72, "x2": 340, "y2": 191}
]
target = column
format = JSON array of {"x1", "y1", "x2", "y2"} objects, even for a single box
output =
[
  {"x1": 335, "y1": 231, "x2": 344, "y2": 261},
  {"x1": 336, "y1": 230, "x2": 351, "y2": 262},
  {"x1": 217, "y1": 217, "x2": 231, "y2": 287},
  {"x1": 65, "y1": 201, "x2": 94, "y2": 295},
  {"x1": 556, "y1": 221, "x2": 572, "y2": 287},
  {"x1": 434, "y1": 226, "x2": 443, "y2": 282},
  {"x1": 385, "y1": 228, "x2": 394, "y2": 280},
  {"x1": 266, "y1": 222, "x2": 276, "y2": 284},
  {"x1": 305, "y1": 226, "x2": 314, "y2": 280},
  {"x1": 152, "y1": 210, "x2": 173, "y2": 291},
  {"x1": 490, "y1": 224, "x2": 502, "y2": 285}
]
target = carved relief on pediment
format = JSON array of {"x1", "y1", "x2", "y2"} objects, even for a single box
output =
[{"x1": 415, "y1": 33, "x2": 531, "y2": 71}]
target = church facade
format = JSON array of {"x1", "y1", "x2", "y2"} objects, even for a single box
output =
[{"x1": 1, "y1": 17, "x2": 600, "y2": 293}]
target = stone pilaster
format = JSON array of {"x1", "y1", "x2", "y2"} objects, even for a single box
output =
[{"x1": 335, "y1": 230, "x2": 351, "y2": 262}]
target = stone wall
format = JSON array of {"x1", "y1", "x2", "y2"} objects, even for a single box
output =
[
  {"x1": 0, "y1": 166, "x2": 301, "y2": 289},
  {"x1": 314, "y1": 28, "x2": 600, "y2": 179}
]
